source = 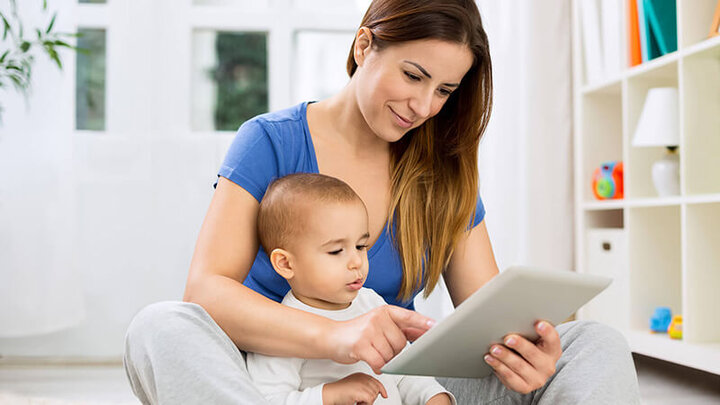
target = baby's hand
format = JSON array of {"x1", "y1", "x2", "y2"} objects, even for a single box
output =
[
  {"x1": 322, "y1": 372, "x2": 388, "y2": 405},
  {"x1": 426, "y1": 392, "x2": 453, "y2": 405}
]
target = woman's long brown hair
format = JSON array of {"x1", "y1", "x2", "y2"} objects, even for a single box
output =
[{"x1": 346, "y1": 0, "x2": 493, "y2": 302}]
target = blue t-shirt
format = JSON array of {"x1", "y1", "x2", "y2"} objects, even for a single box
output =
[{"x1": 217, "y1": 101, "x2": 486, "y2": 309}]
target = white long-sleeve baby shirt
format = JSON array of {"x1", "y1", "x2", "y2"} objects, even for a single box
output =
[{"x1": 246, "y1": 288, "x2": 456, "y2": 405}]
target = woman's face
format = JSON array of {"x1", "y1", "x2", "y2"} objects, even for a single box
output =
[{"x1": 353, "y1": 35, "x2": 474, "y2": 143}]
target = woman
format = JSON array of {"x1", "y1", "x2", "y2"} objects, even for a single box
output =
[{"x1": 124, "y1": 0, "x2": 641, "y2": 403}]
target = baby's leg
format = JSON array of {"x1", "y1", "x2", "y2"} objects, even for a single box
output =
[{"x1": 123, "y1": 301, "x2": 269, "y2": 405}]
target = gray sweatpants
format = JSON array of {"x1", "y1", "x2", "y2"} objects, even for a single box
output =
[{"x1": 123, "y1": 301, "x2": 641, "y2": 405}]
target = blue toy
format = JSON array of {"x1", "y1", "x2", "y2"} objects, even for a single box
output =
[{"x1": 650, "y1": 307, "x2": 672, "y2": 333}]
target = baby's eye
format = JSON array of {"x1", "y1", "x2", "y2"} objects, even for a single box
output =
[
  {"x1": 356, "y1": 244, "x2": 369, "y2": 251},
  {"x1": 328, "y1": 249, "x2": 343, "y2": 255},
  {"x1": 404, "y1": 71, "x2": 421, "y2": 81}
]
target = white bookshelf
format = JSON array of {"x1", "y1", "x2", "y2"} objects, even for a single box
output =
[{"x1": 572, "y1": 0, "x2": 720, "y2": 374}]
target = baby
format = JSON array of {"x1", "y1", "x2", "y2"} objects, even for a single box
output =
[{"x1": 246, "y1": 173, "x2": 455, "y2": 405}]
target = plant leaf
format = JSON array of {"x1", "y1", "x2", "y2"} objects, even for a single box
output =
[
  {"x1": 0, "y1": 50, "x2": 8, "y2": 63},
  {"x1": 48, "y1": 48, "x2": 62, "y2": 69},
  {"x1": 1, "y1": 14, "x2": 10, "y2": 41},
  {"x1": 43, "y1": 0, "x2": 48, "y2": 11},
  {"x1": 53, "y1": 40, "x2": 72, "y2": 48},
  {"x1": 36, "y1": 28, "x2": 42, "y2": 39},
  {"x1": 20, "y1": 41, "x2": 30, "y2": 53},
  {"x1": 46, "y1": 12, "x2": 56, "y2": 34}
]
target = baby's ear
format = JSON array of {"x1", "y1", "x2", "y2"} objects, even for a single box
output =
[{"x1": 269, "y1": 248, "x2": 294, "y2": 280}]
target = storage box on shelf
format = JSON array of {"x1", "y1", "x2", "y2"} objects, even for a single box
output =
[{"x1": 572, "y1": 0, "x2": 720, "y2": 375}]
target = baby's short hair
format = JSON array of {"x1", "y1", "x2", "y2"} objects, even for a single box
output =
[{"x1": 258, "y1": 173, "x2": 365, "y2": 254}]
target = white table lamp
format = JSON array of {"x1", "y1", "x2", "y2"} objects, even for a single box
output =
[{"x1": 632, "y1": 87, "x2": 680, "y2": 196}]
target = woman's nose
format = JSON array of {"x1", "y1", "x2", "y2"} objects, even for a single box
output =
[{"x1": 408, "y1": 89, "x2": 433, "y2": 120}]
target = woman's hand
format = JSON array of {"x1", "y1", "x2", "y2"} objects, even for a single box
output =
[
  {"x1": 483, "y1": 320, "x2": 562, "y2": 394},
  {"x1": 324, "y1": 305, "x2": 436, "y2": 374}
]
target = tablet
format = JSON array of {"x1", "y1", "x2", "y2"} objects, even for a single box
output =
[{"x1": 381, "y1": 266, "x2": 611, "y2": 378}]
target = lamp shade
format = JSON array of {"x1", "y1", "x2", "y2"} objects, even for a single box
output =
[{"x1": 632, "y1": 87, "x2": 680, "y2": 147}]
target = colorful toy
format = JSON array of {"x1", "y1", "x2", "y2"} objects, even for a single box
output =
[
  {"x1": 592, "y1": 161, "x2": 624, "y2": 200},
  {"x1": 649, "y1": 307, "x2": 672, "y2": 333},
  {"x1": 668, "y1": 315, "x2": 683, "y2": 339}
]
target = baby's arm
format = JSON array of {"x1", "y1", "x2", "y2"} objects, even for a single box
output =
[
  {"x1": 395, "y1": 375, "x2": 457, "y2": 405},
  {"x1": 247, "y1": 351, "x2": 388, "y2": 404},
  {"x1": 246, "y1": 352, "x2": 323, "y2": 404}
]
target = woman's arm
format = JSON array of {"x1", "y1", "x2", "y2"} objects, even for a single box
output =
[
  {"x1": 444, "y1": 220, "x2": 562, "y2": 394},
  {"x1": 183, "y1": 177, "x2": 433, "y2": 370},
  {"x1": 443, "y1": 220, "x2": 499, "y2": 307}
]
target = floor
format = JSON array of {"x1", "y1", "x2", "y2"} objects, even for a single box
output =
[{"x1": 0, "y1": 354, "x2": 718, "y2": 404}]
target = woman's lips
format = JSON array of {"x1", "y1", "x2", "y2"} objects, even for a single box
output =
[{"x1": 390, "y1": 107, "x2": 413, "y2": 129}]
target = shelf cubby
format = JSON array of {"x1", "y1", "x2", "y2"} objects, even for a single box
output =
[
  {"x1": 585, "y1": 209, "x2": 624, "y2": 228},
  {"x1": 683, "y1": 202, "x2": 720, "y2": 344},
  {"x1": 627, "y1": 206, "x2": 683, "y2": 331},
  {"x1": 681, "y1": 45, "x2": 720, "y2": 196},
  {"x1": 581, "y1": 87, "x2": 623, "y2": 203},
  {"x1": 625, "y1": 61, "x2": 680, "y2": 199}
]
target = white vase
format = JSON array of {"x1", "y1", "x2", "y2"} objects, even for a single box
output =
[{"x1": 652, "y1": 150, "x2": 680, "y2": 197}]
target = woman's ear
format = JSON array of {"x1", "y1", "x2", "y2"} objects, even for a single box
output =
[
  {"x1": 354, "y1": 26, "x2": 373, "y2": 67},
  {"x1": 270, "y1": 248, "x2": 295, "y2": 280}
]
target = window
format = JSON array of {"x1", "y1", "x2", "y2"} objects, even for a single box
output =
[
  {"x1": 75, "y1": 28, "x2": 106, "y2": 131},
  {"x1": 192, "y1": 31, "x2": 269, "y2": 131}
]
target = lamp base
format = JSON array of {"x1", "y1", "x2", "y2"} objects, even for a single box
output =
[{"x1": 652, "y1": 148, "x2": 680, "y2": 197}]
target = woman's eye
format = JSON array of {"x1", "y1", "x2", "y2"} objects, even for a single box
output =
[
  {"x1": 404, "y1": 71, "x2": 421, "y2": 81},
  {"x1": 356, "y1": 244, "x2": 369, "y2": 251},
  {"x1": 438, "y1": 88, "x2": 452, "y2": 97},
  {"x1": 328, "y1": 249, "x2": 343, "y2": 255}
]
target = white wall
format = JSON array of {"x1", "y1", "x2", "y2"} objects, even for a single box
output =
[{"x1": 0, "y1": 0, "x2": 362, "y2": 358}]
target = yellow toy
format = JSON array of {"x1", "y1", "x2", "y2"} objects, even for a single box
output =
[{"x1": 668, "y1": 315, "x2": 683, "y2": 339}]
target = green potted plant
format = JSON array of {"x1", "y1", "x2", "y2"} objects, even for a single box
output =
[{"x1": 0, "y1": 0, "x2": 79, "y2": 120}]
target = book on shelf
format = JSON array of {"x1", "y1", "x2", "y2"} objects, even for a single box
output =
[
  {"x1": 711, "y1": 0, "x2": 720, "y2": 38},
  {"x1": 628, "y1": 0, "x2": 642, "y2": 66},
  {"x1": 580, "y1": 0, "x2": 604, "y2": 84},
  {"x1": 636, "y1": 0, "x2": 649, "y2": 61},
  {"x1": 581, "y1": 0, "x2": 678, "y2": 82},
  {"x1": 645, "y1": 0, "x2": 677, "y2": 56},
  {"x1": 580, "y1": 0, "x2": 624, "y2": 84},
  {"x1": 602, "y1": 0, "x2": 624, "y2": 78},
  {"x1": 634, "y1": 0, "x2": 677, "y2": 63}
]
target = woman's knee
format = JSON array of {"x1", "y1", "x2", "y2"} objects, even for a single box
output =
[
  {"x1": 125, "y1": 301, "x2": 209, "y2": 350},
  {"x1": 559, "y1": 320, "x2": 631, "y2": 354}
]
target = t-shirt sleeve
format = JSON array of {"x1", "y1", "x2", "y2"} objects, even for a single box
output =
[
  {"x1": 470, "y1": 192, "x2": 486, "y2": 229},
  {"x1": 216, "y1": 118, "x2": 281, "y2": 202}
]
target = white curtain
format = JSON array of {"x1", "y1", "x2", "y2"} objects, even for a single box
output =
[
  {"x1": 0, "y1": 1, "x2": 84, "y2": 337},
  {"x1": 416, "y1": 0, "x2": 574, "y2": 319},
  {"x1": 476, "y1": 0, "x2": 574, "y2": 273}
]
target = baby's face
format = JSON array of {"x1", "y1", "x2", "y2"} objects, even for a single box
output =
[{"x1": 287, "y1": 200, "x2": 370, "y2": 310}]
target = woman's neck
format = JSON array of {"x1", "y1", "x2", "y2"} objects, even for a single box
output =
[{"x1": 310, "y1": 82, "x2": 390, "y2": 158}]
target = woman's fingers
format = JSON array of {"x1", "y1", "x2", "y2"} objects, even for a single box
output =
[
  {"x1": 501, "y1": 334, "x2": 546, "y2": 374},
  {"x1": 487, "y1": 344, "x2": 540, "y2": 387},
  {"x1": 355, "y1": 344, "x2": 387, "y2": 374},
  {"x1": 534, "y1": 321, "x2": 562, "y2": 358},
  {"x1": 385, "y1": 305, "x2": 435, "y2": 339},
  {"x1": 330, "y1": 305, "x2": 436, "y2": 373},
  {"x1": 484, "y1": 353, "x2": 533, "y2": 394},
  {"x1": 484, "y1": 321, "x2": 563, "y2": 394}
]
